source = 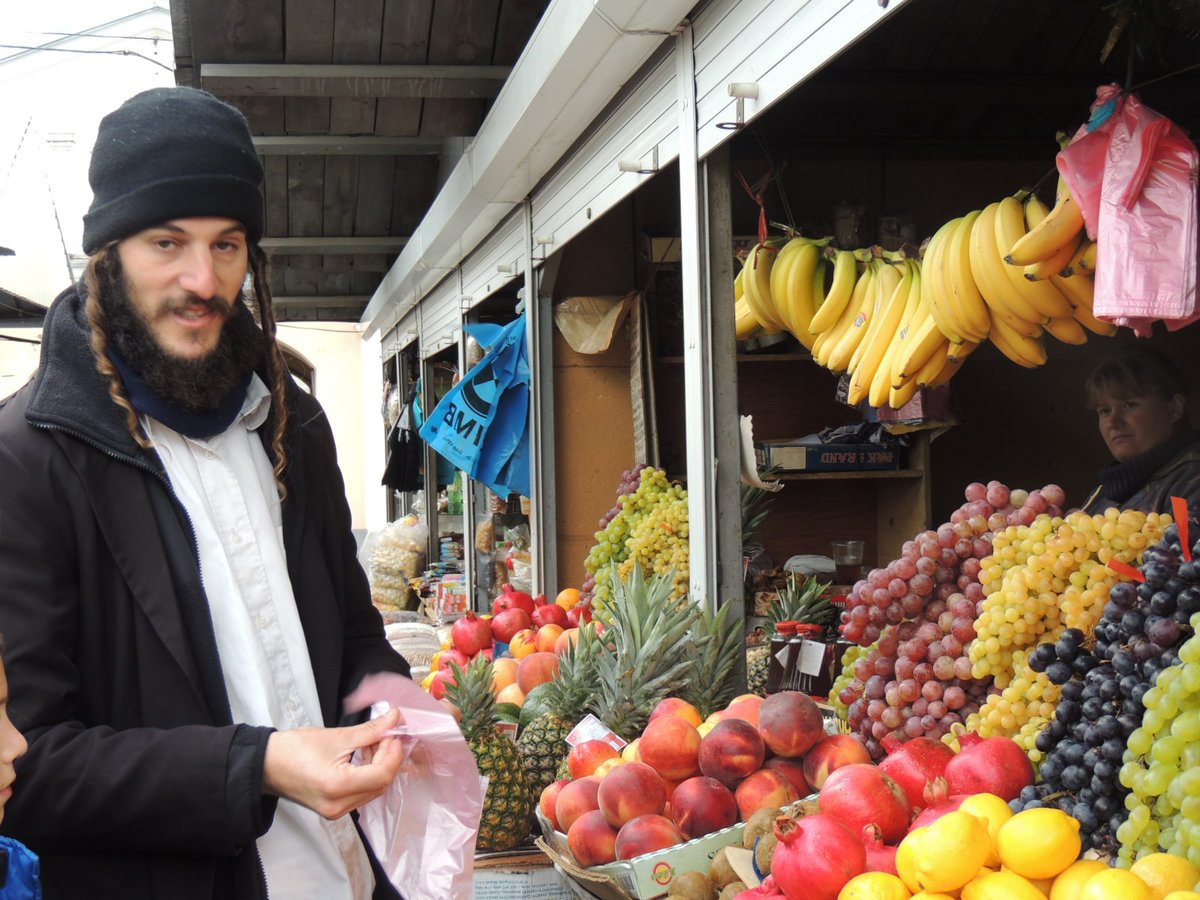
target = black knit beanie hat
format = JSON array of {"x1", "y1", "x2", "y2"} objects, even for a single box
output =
[{"x1": 82, "y1": 87, "x2": 264, "y2": 254}]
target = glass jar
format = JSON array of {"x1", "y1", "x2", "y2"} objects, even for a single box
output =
[{"x1": 767, "y1": 621, "x2": 799, "y2": 694}]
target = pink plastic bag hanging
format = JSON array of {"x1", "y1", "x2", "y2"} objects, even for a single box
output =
[
  {"x1": 345, "y1": 673, "x2": 486, "y2": 900},
  {"x1": 1058, "y1": 85, "x2": 1200, "y2": 335}
]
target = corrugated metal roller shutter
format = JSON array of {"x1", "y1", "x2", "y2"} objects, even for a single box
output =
[
  {"x1": 694, "y1": 0, "x2": 910, "y2": 158},
  {"x1": 418, "y1": 274, "x2": 461, "y2": 359},
  {"x1": 530, "y1": 45, "x2": 677, "y2": 257},
  {"x1": 461, "y1": 207, "x2": 526, "y2": 310},
  {"x1": 380, "y1": 308, "x2": 420, "y2": 359}
]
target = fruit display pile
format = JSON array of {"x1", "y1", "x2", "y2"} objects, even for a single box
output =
[
  {"x1": 581, "y1": 465, "x2": 691, "y2": 609},
  {"x1": 736, "y1": 177, "x2": 1115, "y2": 408},
  {"x1": 836, "y1": 481, "x2": 1066, "y2": 756}
]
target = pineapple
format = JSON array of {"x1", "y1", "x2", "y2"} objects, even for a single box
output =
[
  {"x1": 517, "y1": 624, "x2": 599, "y2": 795},
  {"x1": 445, "y1": 657, "x2": 534, "y2": 851},
  {"x1": 592, "y1": 562, "x2": 701, "y2": 741},
  {"x1": 747, "y1": 573, "x2": 837, "y2": 695},
  {"x1": 678, "y1": 601, "x2": 744, "y2": 717}
]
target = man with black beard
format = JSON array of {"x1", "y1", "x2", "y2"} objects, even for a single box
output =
[{"x1": 0, "y1": 87, "x2": 411, "y2": 900}]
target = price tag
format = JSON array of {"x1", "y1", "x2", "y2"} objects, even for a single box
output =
[
  {"x1": 799, "y1": 639, "x2": 826, "y2": 676},
  {"x1": 565, "y1": 714, "x2": 627, "y2": 751}
]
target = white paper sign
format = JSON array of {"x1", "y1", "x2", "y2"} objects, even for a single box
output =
[{"x1": 799, "y1": 639, "x2": 826, "y2": 676}]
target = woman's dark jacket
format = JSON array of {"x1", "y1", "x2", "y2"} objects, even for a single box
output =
[{"x1": 0, "y1": 284, "x2": 409, "y2": 899}]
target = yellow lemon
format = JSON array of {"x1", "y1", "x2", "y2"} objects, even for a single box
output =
[
  {"x1": 1050, "y1": 860, "x2": 1111, "y2": 900},
  {"x1": 838, "y1": 871, "x2": 913, "y2": 900},
  {"x1": 962, "y1": 869, "x2": 1049, "y2": 900},
  {"x1": 1162, "y1": 893, "x2": 1200, "y2": 900},
  {"x1": 959, "y1": 793, "x2": 1014, "y2": 868},
  {"x1": 1079, "y1": 868, "x2": 1153, "y2": 900},
  {"x1": 910, "y1": 895, "x2": 958, "y2": 900},
  {"x1": 1002, "y1": 866, "x2": 1054, "y2": 898},
  {"x1": 911, "y1": 810, "x2": 992, "y2": 893},
  {"x1": 997, "y1": 808, "x2": 1082, "y2": 880},
  {"x1": 1131, "y1": 853, "x2": 1200, "y2": 900},
  {"x1": 896, "y1": 827, "x2": 927, "y2": 894}
]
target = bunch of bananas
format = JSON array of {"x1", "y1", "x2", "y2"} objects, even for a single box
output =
[{"x1": 733, "y1": 177, "x2": 1115, "y2": 409}]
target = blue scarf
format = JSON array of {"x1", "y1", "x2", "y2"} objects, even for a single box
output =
[{"x1": 108, "y1": 345, "x2": 251, "y2": 440}]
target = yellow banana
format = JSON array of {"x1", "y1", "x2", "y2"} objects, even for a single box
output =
[
  {"x1": 826, "y1": 259, "x2": 879, "y2": 373},
  {"x1": 993, "y1": 196, "x2": 1074, "y2": 319},
  {"x1": 769, "y1": 237, "x2": 808, "y2": 335},
  {"x1": 734, "y1": 266, "x2": 744, "y2": 302},
  {"x1": 1043, "y1": 315, "x2": 1088, "y2": 345},
  {"x1": 914, "y1": 339, "x2": 953, "y2": 387},
  {"x1": 893, "y1": 310, "x2": 946, "y2": 386},
  {"x1": 869, "y1": 263, "x2": 922, "y2": 407},
  {"x1": 990, "y1": 316, "x2": 1048, "y2": 368},
  {"x1": 1024, "y1": 232, "x2": 1083, "y2": 281},
  {"x1": 1051, "y1": 272, "x2": 1118, "y2": 336},
  {"x1": 1006, "y1": 188, "x2": 1085, "y2": 266},
  {"x1": 943, "y1": 210, "x2": 991, "y2": 340},
  {"x1": 929, "y1": 340, "x2": 979, "y2": 388},
  {"x1": 813, "y1": 263, "x2": 867, "y2": 367},
  {"x1": 809, "y1": 249, "x2": 857, "y2": 334},
  {"x1": 850, "y1": 259, "x2": 902, "y2": 375},
  {"x1": 1079, "y1": 240, "x2": 1098, "y2": 272},
  {"x1": 778, "y1": 239, "x2": 826, "y2": 348},
  {"x1": 734, "y1": 296, "x2": 761, "y2": 341},
  {"x1": 1024, "y1": 193, "x2": 1051, "y2": 229},
  {"x1": 968, "y1": 201, "x2": 1048, "y2": 327},
  {"x1": 741, "y1": 243, "x2": 787, "y2": 332},
  {"x1": 922, "y1": 218, "x2": 967, "y2": 343},
  {"x1": 1058, "y1": 237, "x2": 1094, "y2": 279},
  {"x1": 888, "y1": 375, "x2": 922, "y2": 410},
  {"x1": 850, "y1": 260, "x2": 914, "y2": 406}
]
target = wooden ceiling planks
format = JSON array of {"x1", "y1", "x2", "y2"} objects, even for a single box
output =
[{"x1": 190, "y1": 0, "x2": 283, "y2": 63}]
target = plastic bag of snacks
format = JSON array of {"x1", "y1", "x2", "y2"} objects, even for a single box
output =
[{"x1": 364, "y1": 516, "x2": 428, "y2": 612}]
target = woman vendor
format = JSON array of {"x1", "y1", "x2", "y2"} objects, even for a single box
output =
[{"x1": 1083, "y1": 346, "x2": 1200, "y2": 516}]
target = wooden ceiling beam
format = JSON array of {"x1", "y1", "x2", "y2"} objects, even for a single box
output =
[
  {"x1": 201, "y1": 63, "x2": 511, "y2": 99},
  {"x1": 253, "y1": 135, "x2": 445, "y2": 156},
  {"x1": 260, "y1": 237, "x2": 409, "y2": 254}
]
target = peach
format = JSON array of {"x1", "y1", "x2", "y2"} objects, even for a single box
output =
[
  {"x1": 762, "y1": 756, "x2": 812, "y2": 797},
  {"x1": 757, "y1": 691, "x2": 825, "y2": 758},
  {"x1": 437, "y1": 648, "x2": 471, "y2": 672},
  {"x1": 554, "y1": 627, "x2": 580, "y2": 655},
  {"x1": 540, "y1": 778, "x2": 571, "y2": 832},
  {"x1": 697, "y1": 718, "x2": 766, "y2": 789},
  {"x1": 648, "y1": 697, "x2": 704, "y2": 728},
  {"x1": 555, "y1": 775, "x2": 602, "y2": 833},
  {"x1": 508, "y1": 629, "x2": 537, "y2": 659},
  {"x1": 614, "y1": 813, "x2": 686, "y2": 861},
  {"x1": 734, "y1": 768, "x2": 800, "y2": 820},
  {"x1": 801, "y1": 733, "x2": 872, "y2": 790},
  {"x1": 516, "y1": 651, "x2": 560, "y2": 695},
  {"x1": 567, "y1": 808, "x2": 619, "y2": 867},
  {"x1": 723, "y1": 695, "x2": 765, "y2": 728},
  {"x1": 490, "y1": 657, "x2": 519, "y2": 693},
  {"x1": 593, "y1": 757, "x2": 626, "y2": 780},
  {"x1": 568, "y1": 740, "x2": 620, "y2": 780},
  {"x1": 669, "y1": 775, "x2": 739, "y2": 839},
  {"x1": 638, "y1": 715, "x2": 702, "y2": 781},
  {"x1": 597, "y1": 761, "x2": 668, "y2": 828},
  {"x1": 620, "y1": 738, "x2": 641, "y2": 763},
  {"x1": 535, "y1": 623, "x2": 565, "y2": 654},
  {"x1": 495, "y1": 682, "x2": 525, "y2": 707}
]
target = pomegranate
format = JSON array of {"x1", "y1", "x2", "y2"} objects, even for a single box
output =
[
  {"x1": 450, "y1": 611, "x2": 493, "y2": 657},
  {"x1": 906, "y1": 777, "x2": 967, "y2": 831},
  {"x1": 878, "y1": 734, "x2": 955, "y2": 811},
  {"x1": 772, "y1": 814, "x2": 866, "y2": 900},
  {"x1": 490, "y1": 607, "x2": 534, "y2": 644},
  {"x1": 945, "y1": 732, "x2": 1034, "y2": 801},
  {"x1": 861, "y1": 824, "x2": 898, "y2": 875},
  {"x1": 733, "y1": 875, "x2": 788, "y2": 899},
  {"x1": 817, "y1": 763, "x2": 911, "y2": 844},
  {"x1": 492, "y1": 583, "x2": 535, "y2": 616},
  {"x1": 531, "y1": 602, "x2": 569, "y2": 629}
]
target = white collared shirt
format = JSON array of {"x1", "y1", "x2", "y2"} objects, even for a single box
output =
[{"x1": 145, "y1": 375, "x2": 373, "y2": 900}]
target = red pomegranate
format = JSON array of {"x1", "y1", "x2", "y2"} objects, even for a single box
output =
[
  {"x1": 771, "y1": 814, "x2": 866, "y2": 900},
  {"x1": 492, "y1": 583, "x2": 535, "y2": 616},
  {"x1": 817, "y1": 763, "x2": 911, "y2": 844},
  {"x1": 945, "y1": 732, "x2": 1034, "y2": 801},
  {"x1": 450, "y1": 611, "x2": 493, "y2": 657},
  {"x1": 490, "y1": 607, "x2": 533, "y2": 644},
  {"x1": 531, "y1": 602, "x2": 568, "y2": 629},
  {"x1": 906, "y1": 777, "x2": 968, "y2": 832},
  {"x1": 878, "y1": 734, "x2": 955, "y2": 811},
  {"x1": 861, "y1": 824, "x2": 898, "y2": 875}
]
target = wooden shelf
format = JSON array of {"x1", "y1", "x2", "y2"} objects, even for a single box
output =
[
  {"x1": 774, "y1": 468, "x2": 924, "y2": 481},
  {"x1": 659, "y1": 352, "x2": 812, "y2": 364}
]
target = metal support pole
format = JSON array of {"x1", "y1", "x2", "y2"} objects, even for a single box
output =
[{"x1": 525, "y1": 199, "x2": 558, "y2": 595}]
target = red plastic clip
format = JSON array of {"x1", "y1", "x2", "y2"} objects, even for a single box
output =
[
  {"x1": 1172, "y1": 496, "x2": 1191, "y2": 562},
  {"x1": 1107, "y1": 558, "x2": 1146, "y2": 583}
]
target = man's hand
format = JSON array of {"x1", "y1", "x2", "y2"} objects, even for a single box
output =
[{"x1": 262, "y1": 707, "x2": 405, "y2": 819}]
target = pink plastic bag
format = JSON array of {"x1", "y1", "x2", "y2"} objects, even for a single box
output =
[
  {"x1": 345, "y1": 673, "x2": 486, "y2": 900},
  {"x1": 1058, "y1": 85, "x2": 1199, "y2": 335}
]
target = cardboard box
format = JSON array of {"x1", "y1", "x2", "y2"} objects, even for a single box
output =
[
  {"x1": 472, "y1": 848, "x2": 577, "y2": 899},
  {"x1": 755, "y1": 440, "x2": 900, "y2": 472}
]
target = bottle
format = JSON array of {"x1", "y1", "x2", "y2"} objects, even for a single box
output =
[
  {"x1": 766, "y1": 621, "x2": 798, "y2": 695},
  {"x1": 447, "y1": 470, "x2": 463, "y2": 516}
]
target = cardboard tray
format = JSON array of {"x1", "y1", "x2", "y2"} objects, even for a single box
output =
[{"x1": 534, "y1": 798, "x2": 818, "y2": 900}]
